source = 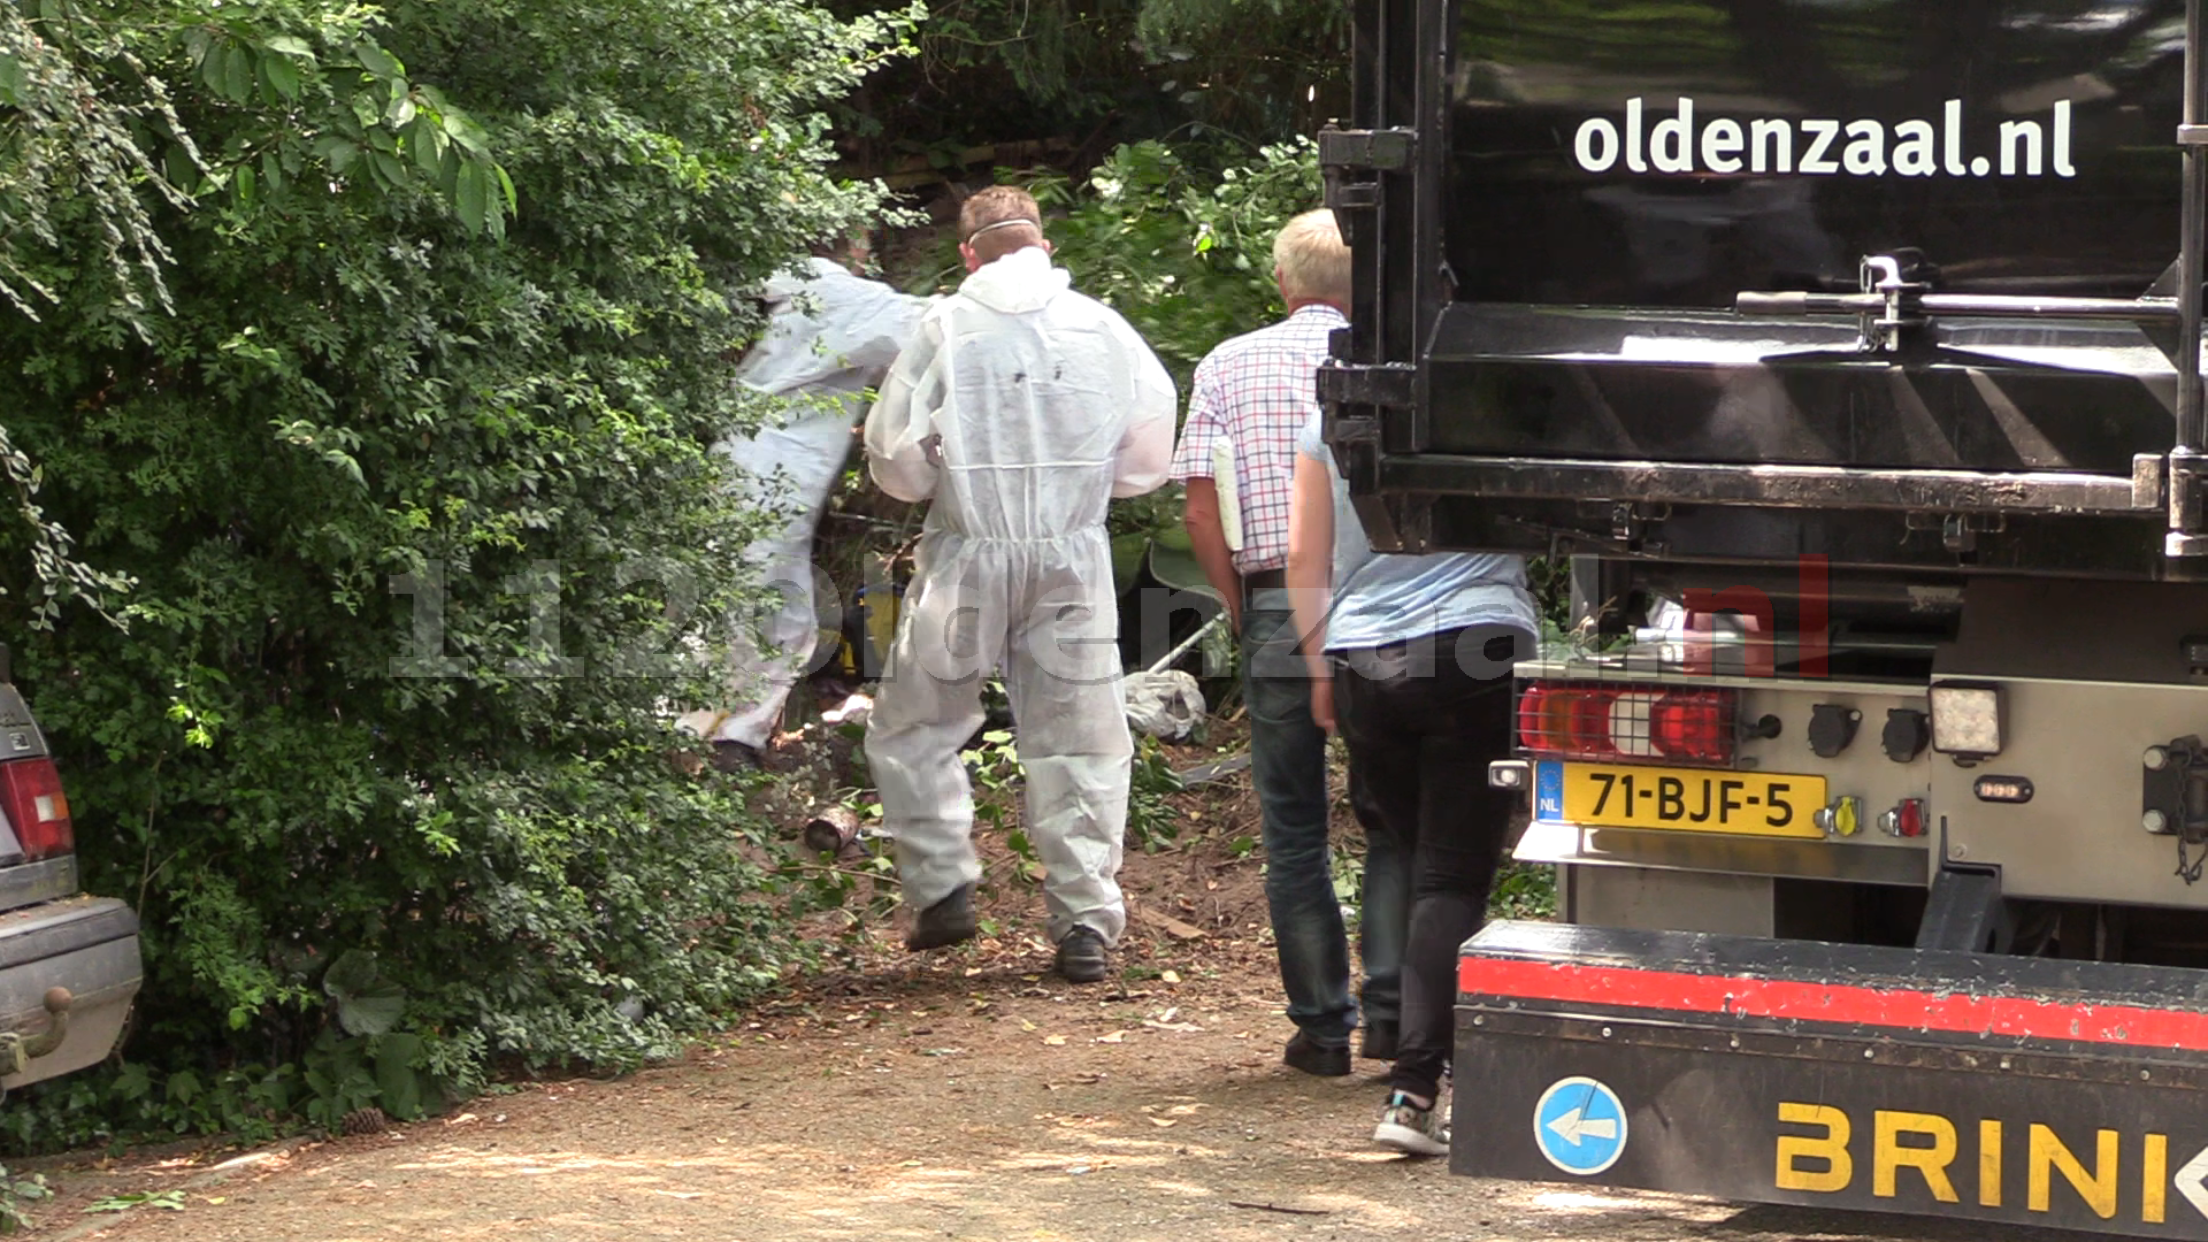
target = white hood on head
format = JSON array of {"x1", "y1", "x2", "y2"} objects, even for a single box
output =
[
  {"x1": 958, "y1": 246, "x2": 1071, "y2": 314},
  {"x1": 736, "y1": 259, "x2": 931, "y2": 397}
]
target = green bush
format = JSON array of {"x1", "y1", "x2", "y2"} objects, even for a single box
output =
[
  {"x1": 0, "y1": 0, "x2": 915, "y2": 1148},
  {"x1": 1035, "y1": 136, "x2": 1321, "y2": 389}
]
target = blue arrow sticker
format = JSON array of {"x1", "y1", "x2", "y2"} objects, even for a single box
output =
[
  {"x1": 1535, "y1": 761, "x2": 1565, "y2": 821},
  {"x1": 1533, "y1": 1076, "x2": 1628, "y2": 1176}
]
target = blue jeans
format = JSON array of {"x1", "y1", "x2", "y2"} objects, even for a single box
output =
[{"x1": 1243, "y1": 600, "x2": 1403, "y2": 1046}]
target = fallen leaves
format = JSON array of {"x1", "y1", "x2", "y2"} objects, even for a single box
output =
[
  {"x1": 1043, "y1": 1034, "x2": 1067, "y2": 1046},
  {"x1": 1095, "y1": 1031, "x2": 1127, "y2": 1044}
]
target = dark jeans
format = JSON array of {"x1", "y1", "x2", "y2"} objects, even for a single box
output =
[
  {"x1": 1243, "y1": 601, "x2": 1401, "y2": 1046},
  {"x1": 1334, "y1": 625, "x2": 1522, "y2": 1100}
]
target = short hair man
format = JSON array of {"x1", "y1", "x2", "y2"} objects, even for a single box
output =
[
  {"x1": 1169, "y1": 209, "x2": 1403, "y2": 1075},
  {"x1": 864, "y1": 186, "x2": 1178, "y2": 983}
]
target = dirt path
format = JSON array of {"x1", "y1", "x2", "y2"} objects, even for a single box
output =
[
  {"x1": 5, "y1": 724, "x2": 2098, "y2": 1242},
  {"x1": 21, "y1": 941, "x2": 2093, "y2": 1242}
]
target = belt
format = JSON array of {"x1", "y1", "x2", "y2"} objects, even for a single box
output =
[{"x1": 1241, "y1": 568, "x2": 1287, "y2": 592}]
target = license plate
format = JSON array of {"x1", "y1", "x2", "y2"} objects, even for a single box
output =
[{"x1": 1536, "y1": 761, "x2": 1827, "y2": 839}]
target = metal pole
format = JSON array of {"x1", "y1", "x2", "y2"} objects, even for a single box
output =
[
  {"x1": 2172, "y1": 0, "x2": 2208, "y2": 555},
  {"x1": 2181, "y1": 0, "x2": 2206, "y2": 456}
]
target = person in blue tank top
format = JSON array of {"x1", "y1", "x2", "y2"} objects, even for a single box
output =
[{"x1": 1285, "y1": 406, "x2": 1538, "y2": 1157}]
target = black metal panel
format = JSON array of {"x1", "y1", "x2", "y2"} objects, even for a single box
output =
[
  {"x1": 1333, "y1": 0, "x2": 2208, "y2": 570},
  {"x1": 1453, "y1": 919, "x2": 2208, "y2": 1236},
  {"x1": 1447, "y1": 1, "x2": 2184, "y2": 311},
  {"x1": 1422, "y1": 305, "x2": 2177, "y2": 473},
  {"x1": 1915, "y1": 865, "x2": 2013, "y2": 952},
  {"x1": 1453, "y1": 1010, "x2": 2208, "y2": 1238},
  {"x1": 1413, "y1": 495, "x2": 2175, "y2": 575},
  {"x1": 1383, "y1": 454, "x2": 2154, "y2": 514}
]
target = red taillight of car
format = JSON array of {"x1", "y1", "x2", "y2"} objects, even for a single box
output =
[
  {"x1": 1518, "y1": 682, "x2": 1738, "y2": 766},
  {"x1": 0, "y1": 758, "x2": 72, "y2": 861}
]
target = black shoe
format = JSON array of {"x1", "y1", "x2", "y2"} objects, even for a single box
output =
[
  {"x1": 1284, "y1": 1030, "x2": 1352, "y2": 1077},
  {"x1": 905, "y1": 884, "x2": 978, "y2": 951},
  {"x1": 709, "y1": 740, "x2": 761, "y2": 773},
  {"x1": 1360, "y1": 1019, "x2": 1399, "y2": 1062},
  {"x1": 1053, "y1": 926, "x2": 1111, "y2": 984}
]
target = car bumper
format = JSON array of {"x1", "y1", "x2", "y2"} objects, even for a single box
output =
[{"x1": 0, "y1": 894, "x2": 140, "y2": 1088}]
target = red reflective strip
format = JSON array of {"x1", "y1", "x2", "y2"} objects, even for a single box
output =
[{"x1": 1459, "y1": 956, "x2": 2208, "y2": 1050}]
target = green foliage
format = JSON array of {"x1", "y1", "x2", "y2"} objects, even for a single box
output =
[
  {"x1": 83, "y1": 1190, "x2": 185, "y2": 1214},
  {"x1": 1032, "y1": 137, "x2": 1322, "y2": 388},
  {"x1": 0, "y1": 0, "x2": 918, "y2": 1149},
  {"x1": 1488, "y1": 862, "x2": 1559, "y2": 922},
  {"x1": 1327, "y1": 852, "x2": 1558, "y2": 924},
  {"x1": 909, "y1": 0, "x2": 1142, "y2": 112},
  {"x1": 1132, "y1": 0, "x2": 1348, "y2": 133},
  {"x1": 1014, "y1": 137, "x2": 1319, "y2": 560},
  {"x1": 963, "y1": 726, "x2": 1043, "y2": 882},
  {"x1": 0, "y1": 1165, "x2": 47, "y2": 1233},
  {"x1": 833, "y1": 0, "x2": 1345, "y2": 171},
  {"x1": 1126, "y1": 736, "x2": 1183, "y2": 852},
  {"x1": 1529, "y1": 555, "x2": 1574, "y2": 631}
]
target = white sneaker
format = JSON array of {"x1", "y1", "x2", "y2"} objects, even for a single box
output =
[{"x1": 1373, "y1": 1091, "x2": 1450, "y2": 1157}]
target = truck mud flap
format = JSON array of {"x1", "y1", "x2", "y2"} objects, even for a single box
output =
[{"x1": 1455, "y1": 920, "x2": 2208, "y2": 1238}]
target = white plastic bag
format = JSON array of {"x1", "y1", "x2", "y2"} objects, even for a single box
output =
[{"x1": 1122, "y1": 670, "x2": 1207, "y2": 741}]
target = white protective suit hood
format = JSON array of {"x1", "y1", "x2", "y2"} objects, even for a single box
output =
[
  {"x1": 737, "y1": 257, "x2": 920, "y2": 398},
  {"x1": 953, "y1": 246, "x2": 1071, "y2": 316}
]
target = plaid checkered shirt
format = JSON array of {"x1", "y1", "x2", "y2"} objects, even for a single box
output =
[{"x1": 1168, "y1": 304, "x2": 1347, "y2": 574}]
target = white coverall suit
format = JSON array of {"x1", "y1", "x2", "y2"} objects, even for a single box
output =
[
  {"x1": 678, "y1": 259, "x2": 930, "y2": 751},
  {"x1": 864, "y1": 246, "x2": 1176, "y2": 944}
]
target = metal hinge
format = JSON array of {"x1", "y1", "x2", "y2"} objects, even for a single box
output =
[
  {"x1": 1317, "y1": 126, "x2": 1417, "y2": 172},
  {"x1": 1316, "y1": 361, "x2": 1415, "y2": 409},
  {"x1": 1319, "y1": 126, "x2": 1417, "y2": 214}
]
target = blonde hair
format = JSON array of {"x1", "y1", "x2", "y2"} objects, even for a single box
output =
[
  {"x1": 1272, "y1": 208, "x2": 1351, "y2": 305},
  {"x1": 959, "y1": 186, "x2": 1045, "y2": 263}
]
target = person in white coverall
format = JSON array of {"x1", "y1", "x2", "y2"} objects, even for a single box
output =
[
  {"x1": 863, "y1": 186, "x2": 1176, "y2": 984},
  {"x1": 678, "y1": 255, "x2": 931, "y2": 770}
]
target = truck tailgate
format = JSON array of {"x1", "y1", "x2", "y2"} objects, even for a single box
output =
[{"x1": 1455, "y1": 919, "x2": 2208, "y2": 1238}]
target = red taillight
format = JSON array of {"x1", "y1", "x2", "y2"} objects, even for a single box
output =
[
  {"x1": 1650, "y1": 690, "x2": 1733, "y2": 763},
  {"x1": 1518, "y1": 682, "x2": 1738, "y2": 766},
  {"x1": 1, "y1": 759, "x2": 72, "y2": 861}
]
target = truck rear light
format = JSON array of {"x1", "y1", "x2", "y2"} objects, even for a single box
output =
[
  {"x1": 0, "y1": 759, "x2": 72, "y2": 861},
  {"x1": 1518, "y1": 682, "x2": 1738, "y2": 766}
]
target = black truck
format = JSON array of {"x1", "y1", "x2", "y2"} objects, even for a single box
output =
[{"x1": 1322, "y1": 0, "x2": 2208, "y2": 1236}]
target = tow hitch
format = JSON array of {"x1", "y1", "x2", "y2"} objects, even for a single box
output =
[{"x1": 0, "y1": 987, "x2": 72, "y2": 1081}]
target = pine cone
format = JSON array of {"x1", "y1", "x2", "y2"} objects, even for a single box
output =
[{"x1": 341, "y1": 1107, "x2": 389, "y2": 1136}]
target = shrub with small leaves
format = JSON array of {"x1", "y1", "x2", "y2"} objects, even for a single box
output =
[{"x1": 0, "y1": 0, "x2": 920, "y2": 1149}]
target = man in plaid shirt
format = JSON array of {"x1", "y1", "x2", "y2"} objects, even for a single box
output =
[{"x1": 1171, "y1": 209, "x2": 1402, "y2": 1076}]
